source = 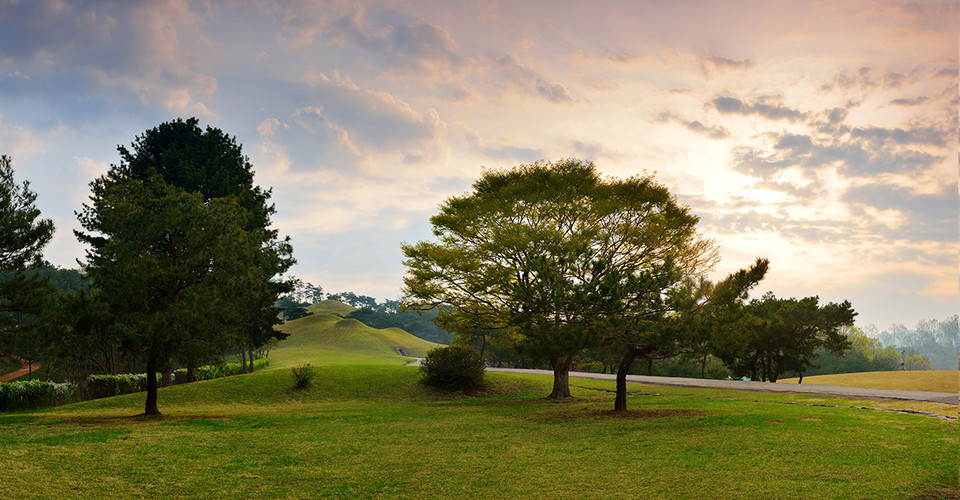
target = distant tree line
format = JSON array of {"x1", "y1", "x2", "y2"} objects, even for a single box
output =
[{"x1": 875, "y1": 316, "x2": 958, "y2": 370}]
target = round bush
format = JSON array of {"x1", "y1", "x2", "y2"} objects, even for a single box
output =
[{"x1": 420, "y1": 346, "x2": 486, "y2": 391}]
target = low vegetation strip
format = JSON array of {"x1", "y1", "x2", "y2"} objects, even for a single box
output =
[
  {"x1": 0, "y1": 359, "x2": 268, "y2": 412},
  {"x1": 0, "y1": 366, "x2": 955, "y2": 498}
]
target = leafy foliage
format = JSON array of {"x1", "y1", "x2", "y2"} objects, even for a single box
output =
[
  {"x1": 74, "y1": 119, "x2": 294, "y2": 414},
  {"x1": 419, "y1": 346, "x2": 486, "y2": 391},
  {"x1": 713, "y1": 293, "x2": 857, "y2": 382},
  {"x1": 291, "y1": 363, "x2": 313, "y2": 389},
  {"x1": 403, "y1": 159, "x2": 718, "y2": 399},
  {"x1": 76, "y1": 171, "x2": 263, "y2": 414},
  {"x1": 0, "y1": 379, "x2": 74, "y2": 412},
  {"x1": 0, "y1": 155, "x2": 55, "y2": 348}
]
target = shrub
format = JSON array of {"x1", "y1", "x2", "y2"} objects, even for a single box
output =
[
  {"x1": 420, "y1": 346, "x2": 486, "y2": 391},
  {"x1": 0, "y1": 380, "x2": 77, "y2": 412},
  {"x1": 81, "y1": 373, "x2": 155, "y2": 400},
  {"x1": 291, "y1": 364, "x2": 313, "y2": 389}
]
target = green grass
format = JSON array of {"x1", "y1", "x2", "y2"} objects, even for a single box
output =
[
  {"x1": 269, "y1": 313, "x2": 440, "y2": 368},
  {"x1": 306, "y1": 299, "x2": 357, "y2": 317},
  {"x1": 779, "y1": 370, "x2": 959, "y2": 393},
  {"x1": 3, "y1": 323, "x2": 956, "y2": 498},
  {"x1": 0, "y1": 366, "x2": 956, "y2": 498}
]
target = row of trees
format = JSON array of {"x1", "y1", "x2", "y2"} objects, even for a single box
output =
[
  {"x1": 1, "y1": 118, "x2": 295, "y2": 415},
  {"x1": 876, "y1": 316, "x2": 958, "y2": 370},
  {"x1": 402, "y1": 160, "x2": 857, "y2": 410}
]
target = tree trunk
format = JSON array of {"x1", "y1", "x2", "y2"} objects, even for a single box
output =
[
  {"x1": 700, "y1": 353, "x2": 707, "y2": 378},
  {"x1": 547, "y1": 356, "x2": 573, "y2": 399},
  {"x1": 161, "y1": 369, "x2": 173, "y2": 387},
  {"x1": 240, "y1": 348, "x2": 248, "y2": 374},
  {"x1": 797, "y1": 373, "x2": 803, "y2": 384},
  {"x1": 247, "y1": 348, "x2": 254, "y2": 373},
  {"x1": 615, "y1": 349, "x2": 640, "y2": 411},
  {"x1": 646, "y1": 357, "x2": 653, "y2": 375},
  {"x1": 144, "y1": 351, "x2": 160, "y2": 416},
  {"x1": 186, "y1": 363, "x2": 197, "y2": 383}
]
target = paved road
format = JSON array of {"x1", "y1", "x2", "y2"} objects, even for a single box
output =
[{"x1": 486, "y1": 367, "x2": 959, "y2": 405}]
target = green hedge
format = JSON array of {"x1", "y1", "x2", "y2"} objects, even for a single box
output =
[
  {"x1": 0, "y1": 380, "x2": 77, "y2": 412},
  {"x1": 0, "y1": 358, "x2": 270, "y2": 412}
]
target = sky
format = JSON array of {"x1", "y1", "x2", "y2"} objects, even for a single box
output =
[{"x1": 0, "y1": 0, "x2": 956, "y2": 331}]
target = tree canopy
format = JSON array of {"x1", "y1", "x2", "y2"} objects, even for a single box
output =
[
  {"x1": 77, "y1": 172, "x2": 263, "y2": 414},
  {"x1": 713, "y1": 293, "x2": 857, "y2": 382},
  {"x1": 0, "y1": 155, "x2": 55, "y2": 345},
  {"x1": 75, "y1": 119, "x2": 294, "y2": 414},
  {"x1": 403, "y1": 159, "x2": 719, "y2": 398},
  {"x1": 113, "y1": 118, "x2": 294, "y2": 373}
]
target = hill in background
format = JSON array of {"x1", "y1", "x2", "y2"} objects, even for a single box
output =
[
  {"x1": 270, "y1": 313, "x2": 441, "y2": 368},
  {"x1": 306, "y1": 300, "x2": 358, "y2": 317}
]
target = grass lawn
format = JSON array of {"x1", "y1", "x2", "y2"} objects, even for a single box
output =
[
  {"x1": 779, "y1": 370, "x2": 959, "y2": 393},
  {"x1": 306, "y1": 299, "x2": 358, "y2": 317},
  {"x1": 269, "y1": 314, "x2": 440, "y2": 368},
  {"x1": 0, "y1": 365, "x2": 956, "y2": 499}
]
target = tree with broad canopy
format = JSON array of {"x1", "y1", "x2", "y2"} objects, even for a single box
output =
[{"x1": 402, "y1": 159, "x2": 724, "y2": 399}]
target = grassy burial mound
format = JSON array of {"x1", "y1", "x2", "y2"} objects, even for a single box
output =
[
  {"x1": 305, "y1": 299, "x2": 357, "y2": 317},
  {"x1": 0, "y1": 365, "x2": 956, "y2": 498},
  {"x1": 779, "y1": 370, "x2": 959, "y2": 394},
  {"x1": 270, "y1": 313, "x2": 440, "y2": 368}
]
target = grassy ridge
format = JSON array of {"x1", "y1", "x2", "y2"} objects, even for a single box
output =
[
  {"x1": 306, "y1": 299, "x2": 357, "y2": 317},
  {"x1": 0, "y1": 366, "x2": 956, "y2": 498},
  {"x1": 269, "y1": 313, "x2": 440, "y2": 368},
  {"x1": 779, "y1": 370, "x2": 958, "y2": 393}
]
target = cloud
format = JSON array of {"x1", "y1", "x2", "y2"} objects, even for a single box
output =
[
  {"x1": 711, "y1": 95, "x2": 807, "y2": 121},
  {"x1": 843, "y1": 184, "x2": 957, "y2": 242},
  {"x1": 73, "y1": 156, "x2": 108, "y2": 177},
  {"x1": 850, "y1": 126, "x2": 946, "y2": 147},
  {"x1": 464, "y1": 130, "x2": 542, "y2": 162},
  {"x1": 888, "y1": 96, "x2": 929, "y2": 106},
  {"x1": 493, "y1": 55, "x2": 575, "y2": 103},
  {"x1": 0, "y1": 0, "x2": 216, "y2": 119},
  {"x1": 656, "y1": 112, "x2": 730, "y2": 139},
  {"x1": 299, "y1": 71, "x2": 446, "y2": 155},
  {"x1": 698, "y1": 55, "x2": 755, "y2": 77}
]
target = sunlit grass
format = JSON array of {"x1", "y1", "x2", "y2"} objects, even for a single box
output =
[
  {"x1": 269, "y1": 313, "x2": 440, "y2": 368},
  {"x1": 0, "y1": 366, "x2": 956, "y2": 498},
  {"x1": 779, "y1": 370, "x2": 959, "y2": 393},
  {"x1": 305, "y1": 299, "x2": 357, "y2": 317}
]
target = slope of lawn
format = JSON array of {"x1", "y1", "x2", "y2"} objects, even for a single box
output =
[
  {"x1": 779, "y1": 370, "x2": 958, "y2": 393},
  {"x1": 305, "y1": 299, "x2": 357, "y2": 317},
  {"x1": 0, "y1": 364, "x2": 956, "y2": 499},
  {"x1": 268, "y1": 313, "x2": 440, "y2": 368}
]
